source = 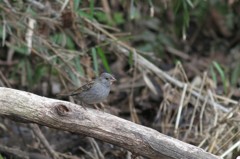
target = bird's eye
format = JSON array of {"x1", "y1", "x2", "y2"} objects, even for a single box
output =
[{"x1": 106, "y1": 77, "x2": 109, "y2": 80}]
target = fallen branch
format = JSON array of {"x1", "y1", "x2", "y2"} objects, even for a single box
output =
[{"x1": 0, "y1": 87, "x2": 220, "y2": 159}]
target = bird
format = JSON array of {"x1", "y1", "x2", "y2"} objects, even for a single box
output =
[{"x1": 57, "y1": 73, "x2": 116, "y2": 108}]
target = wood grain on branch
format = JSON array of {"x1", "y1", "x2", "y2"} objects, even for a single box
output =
[{"x1": 0, "y1": 87, "x2": 220, "y2": 159}]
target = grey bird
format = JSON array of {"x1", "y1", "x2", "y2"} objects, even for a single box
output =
[{"x1": 58, "y1": 73, "x2": 116, "y2": 106}]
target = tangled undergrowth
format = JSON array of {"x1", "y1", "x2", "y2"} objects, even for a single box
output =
[{"x1": 0, "y1": 0, "x2": 240, "y2": 159}]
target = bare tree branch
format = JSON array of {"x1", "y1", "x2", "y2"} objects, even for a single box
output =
[
  {"x1": 0, "y1": 144, "x2": 29, "y2": 159},
  {"x1": 0, "y1": 87, "x2": 220, "y2": 159}
]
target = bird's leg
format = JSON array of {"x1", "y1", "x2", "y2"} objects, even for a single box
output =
[
  {"x1": 99, "y1": 102, "x2": 106, "y2": 110},
  {"x1": 80, "y1": 101, "x2": 87, "y2": 110},
  {"x1": 93, "y1": 103, "x2": 106, "y2": 111},
  {"x1": 93, "y1": 104, "x2": 100, "y2": 110}
]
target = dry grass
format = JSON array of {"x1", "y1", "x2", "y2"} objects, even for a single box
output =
[{"x1": 0, "y1": 1, "x2": 239, "y2": 159}]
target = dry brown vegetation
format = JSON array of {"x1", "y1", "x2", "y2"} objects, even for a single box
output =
[{"x1": 0, "y1": 0, "x2": 240, "y2": 159}]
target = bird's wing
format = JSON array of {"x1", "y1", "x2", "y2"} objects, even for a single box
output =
[{"x1": 70, "y1": 81, "x2": 95, "y2": 96}]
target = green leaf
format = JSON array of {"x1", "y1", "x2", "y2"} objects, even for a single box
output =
[
  {"x1": 91, "y1": 48, "x2": 99, "y2": 76},
  {"x1": 95, "y1": 11, "x2": 108, "y2": 23},
  {"x1": 69, "y1": 69, "x2": 79, "y2": 86},
  {"x1": 66, "y1": 35, "x2": 75, "y2": 49},
  {"x1": 33, "y1": 64, "x2": 47, "y2": 84},
  {"x1": 74, "y1": 0, "x2": 81, "y2": 11},
  {"x1": 97, "y1": 47, "x2": 111, "y2": 73},
  {"x1": 128, "y1": 51, "x2": 134, "y2": 67},
  {"x1": 212, "y1": 61, "x2": 227, "y2": 93},
  {"x1": 213, "y1": 61, "x2": 225, "y2": 82},
  {"x1": 0, "y1": 154, "x2": 4, "y2": 159},
  {"x1": 113, "y1": 12, "x2": 124, "y2": 25},
  {"x1": 186, "y1": 0, "x2": 194, "y2": 8},
  {"x1": 173, "y1": 0, "x2": 192, "y2": 38},
  {"x1": 78, "y1": 10, "x2": 93, "y2": 19},
  {"x1": 89, "y1": 0, "x2": 95, "y2": 20},
  {"x1": 51, "y1": 33, "x2": 75, "y2": 49},
  {"x1": 210, "y1": 65, "x2": 217, "y2": 85},
  {"x1": 173, "y1": 0, "x2": 182, "y2": 13},
  {"x1": 10, "y1": 60, "x2": 24, "y2": 81},
  {"x1": 129, "y1": 0, "x2": 139, "y2": 20},
  {"x1": 51, "y1": 33, "x2": 64, "y2": 45},
  {"x1": 231, "y1": 63, "x2": 240, "y2": 86},
  {"x1": 183, "y1": 2, "x2": 190, "y2": 28},
  {"x1": 74, "y1": 56, "x2": 84, "y2": 75},
  {"x1": 147, "y1": 0, "x2": 153, "y2": 7},
  {"x1": 130, "y1": 0, "x2": 135, "y2": 19},
  {"x1": 8, "y1": 43, "x2": 29, "y2": 55}
]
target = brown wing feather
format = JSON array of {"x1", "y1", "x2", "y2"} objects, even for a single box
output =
[{"x1": 70, "y1": 81, "x2": 95, "y2": 96}]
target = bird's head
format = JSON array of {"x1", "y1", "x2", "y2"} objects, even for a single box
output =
[{"x1": 98, "y1": 73, "x2": 116, "y2": 86}]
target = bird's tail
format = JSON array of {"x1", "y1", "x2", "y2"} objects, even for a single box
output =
[{"x1": 56, "y1": 93, "x2": 72, "y2": 97}]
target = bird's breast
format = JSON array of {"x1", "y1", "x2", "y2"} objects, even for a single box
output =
[{"x1": 78, "y1": 82, "x2": 110, "y2": 104}]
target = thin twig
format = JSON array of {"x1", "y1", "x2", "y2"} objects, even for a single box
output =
[
  {"x1": 88, "y1": 137, "x2": 105, "y2": 159},
  {"x1": 200, "y1": 96, "x2": 208, "y2": 135},
  {"x1": 25, "y1": 18, "x2": 36, "y2": 55},
  {"x1": 216, "y1": 129, "x2": 240, "y2": 154},
  {"x1": 174, "y1": 84, "x2": 187, "y2": 138},
  {"x1": 30, "y1": 124, "x2": 59, "y2": 159},
  {"x1": 220, "y1": 140, "x2": 240, "y2": 158},
  {"x1": 0, "y1": 144, "x2": 29, "y2": 159},
  {"x1": 183, "y1": 72, "x2": 207, "y2": 141}
]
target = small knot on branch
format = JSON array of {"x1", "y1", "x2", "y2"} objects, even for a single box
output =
[{"x1": 55, "y1": 104, "x2": 71, "y2": 116}]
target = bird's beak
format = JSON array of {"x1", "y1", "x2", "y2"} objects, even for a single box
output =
[{"x1": 110, "y1": 76, "x2": 116, "y2": 83}]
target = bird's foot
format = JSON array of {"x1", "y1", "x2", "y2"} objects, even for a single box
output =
[{"x1": 93, "y1": 103, "x2": 105, "y2": 111}]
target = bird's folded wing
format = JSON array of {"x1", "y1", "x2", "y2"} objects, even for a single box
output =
[{"x1": 70, "y1": 81, "x2": 95, "y2": 96}]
